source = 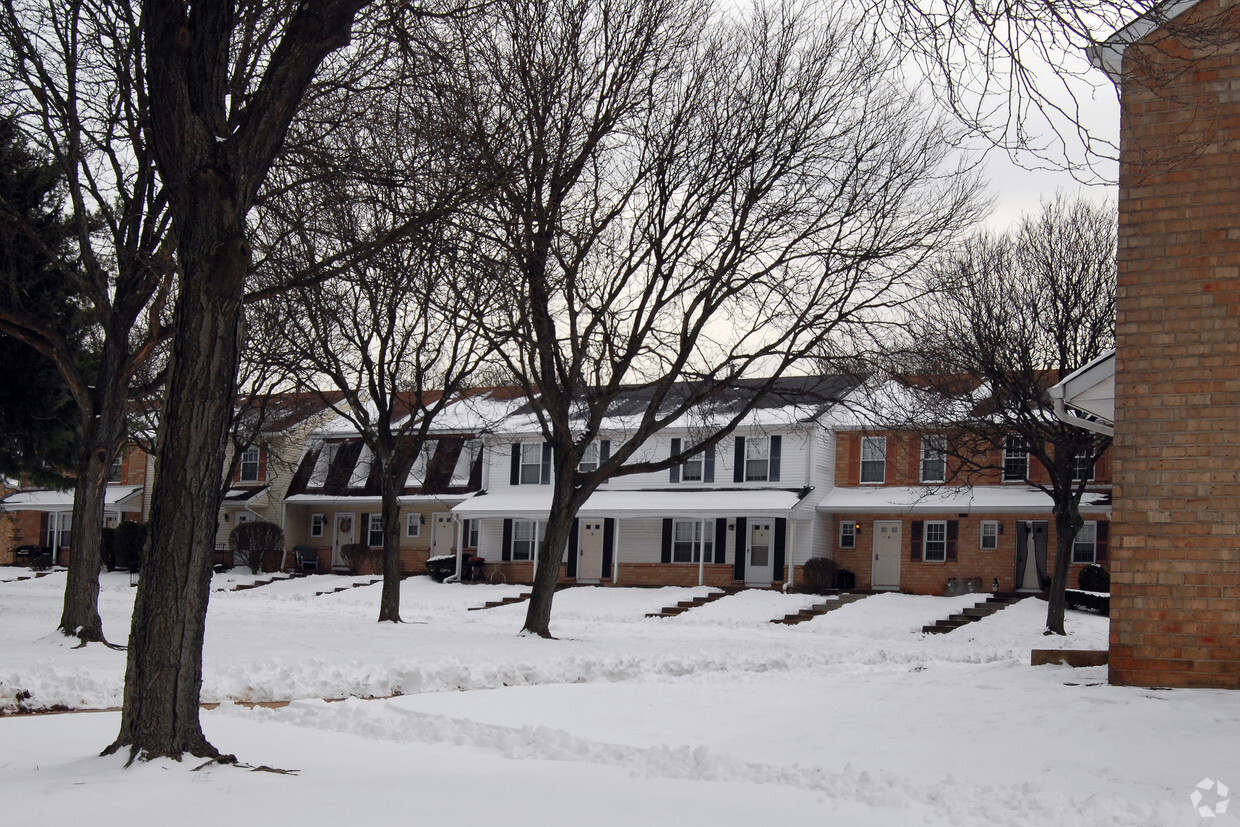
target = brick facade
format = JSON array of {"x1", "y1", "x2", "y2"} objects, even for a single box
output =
[{"x1": 1108, "y1": 0, "x2": 1240, "y2": 688}]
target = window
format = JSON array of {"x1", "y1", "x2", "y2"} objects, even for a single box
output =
[
  {"x1": 465, "y1": 519, "x2": 479, "y2": 548},
  {"x1": 839, "y1": 521, "x2": 856, "y2": 549},
  {"x1": 923, "y1": 520, "x2": 947, "y2": 562},
  {"x1": 406, "y1": 441, "x2": 436, "y2": 486},
  {"x1": 310, "y1": 513, "x2": 325, "y2": 538},
  {"x1": 578, "y1": 442, "x2": 599, "y2": 474},
  {"x1": 860, "y1": 436, "x2": 886, "y2": 483},
  {"x1": 920, "y1": 437, "x2": 946, "y2": 483},
  {"x1": 406, "y1": 513, "x2": 421, "y2": 538},
  {"x1": 367, "y1": 514, "x2": 384, "y2": 547},
  {"x1": 511, "y1": 520, "x2": 542, "y2": 561},
  {"x1": 1073, "y1": 450, "x2": 1095, "y2": 481},
  {"x1": 671, "y1": 439, "x2": 711, "y2": 483},
  {"x1": 451, "y1": 440, "x2": 481, "y2": 485},
  {"x1": 107, "y1": 454, "x2": 123, "y2": 483},
  {"x1": 520, "y1": 443, "x2": 543, "y2": 484},
  {"x1": 671, "y1": 519, "x2": 714, "y2": 563},
  {"x1": 239, "y1": 446, "x2": 261, "y2": 482},
  {"x1": 1002, "y1": 435, "x2": 1028, "y2": 482},
  {"x1": 980, "y1": 520, "x2": 998, "y2": 550},
  {"x1": 1072, "y1": 521, "x2": 1097, "y2": 564},
  {"x1": 745, "y1": 436, "x2": 770, "y2": 481}
]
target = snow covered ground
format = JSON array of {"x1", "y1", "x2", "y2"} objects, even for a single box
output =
[{"x1": 0, "y1": 570, "x2": 1235, "y2": 826}]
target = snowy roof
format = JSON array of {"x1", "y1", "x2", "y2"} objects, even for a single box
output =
[
  {"x1": 0, "y1": 484, "x2": 144, "y2": 512},
  {"x1": 452, "y1": 488, "x2": 808, "y2": 519},
  {"x1": 1047, "y1": 350, "x2": 1115, "y2": 435},
  {"x1": 495, "y1": 374, "x2": 858, "y2": 436},
  {"x1": 1089, "y1": 0, "x2": 1202, "y2": 81},
  {"x1": 223, "y1": 486, "x2": 269, "y2": 504},
  {"x1": 283, "y1": 493, "x2": 470, "y2": 508},
  {"x1": 817, "y1": 485, "x2": 1112, "y2": 515}
]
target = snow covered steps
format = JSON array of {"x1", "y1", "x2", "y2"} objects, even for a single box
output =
[
  {"x1": 771, "y1": 592, "x2": 870, "y2": 625},
  {"x1": 467, "y1": 592, "x2": 533, "y2": 611},
  {"x1": 314, "y1": 578, "x2": 381, "y2": 596},
  {"x1": 921, "y1": 593, "x2": 1027, "y2": 634},
  {"x1": 644, "y1": 588, "x2": 739, "y2": 619}
]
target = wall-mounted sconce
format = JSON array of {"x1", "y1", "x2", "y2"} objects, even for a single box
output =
[
  {"x1": 419, "y1": 513, "x2": 426, "y2": 525},
  {"x1": 854, "y1": 522, "x2": 862, "y2": 534},
  {"x1": 998, "y1": 524, "x2": 1004, "y2": 535},
  {"x1": 727, "y1": 522, "x2": 735, "y2": 531},
  {"x1": 223, "y1": 512, "x2": 230, "y2": 523}
]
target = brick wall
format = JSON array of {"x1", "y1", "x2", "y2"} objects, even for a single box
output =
[
  {"x1": 1110, "y1": 0, "x2": 1240, "y2": 688},
  {"x1": 828, "y1": 514, "x2": 1105, "y2": 595}
]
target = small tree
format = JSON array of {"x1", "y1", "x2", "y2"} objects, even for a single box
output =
[
  {"x1": 888, "y1": 194, "x2": 1116, "y2": 635},
  {"x1": 228, "y1": 521, "x2": 284, "y2": 574}
]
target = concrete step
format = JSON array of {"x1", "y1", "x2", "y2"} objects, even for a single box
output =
[
  {"x1": 771, "y1": 592, "x2": 871, "y2": 625},
  {"x1": 922, "y1": 594, "x2": 1028, "y2": 634},
  {"x1": 645, "y1": 588, "x2": 738, "y2": 619}
]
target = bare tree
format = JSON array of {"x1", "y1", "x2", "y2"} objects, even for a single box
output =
[
  {"x1": 0, "y1": 0, "x2": 174, "y2": 644},
  {"x1": 889, "y1": 194, "x2": 1116, "y2": 634},
  {"x1": 262, "y1": 215, "x2": 497, "y2": 623},
  {"x1": 455, "y1": 0, "x2": 983, "y2": 637},
  {"x1": 860, "y1": 0, "x2": 1240, "y2": 177},
  {"x1": 106, "y1": 0, "x2": 380, "y2": 764}
]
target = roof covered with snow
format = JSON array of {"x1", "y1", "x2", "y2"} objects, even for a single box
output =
[
  {"x1": 818, "y1": 485, "x2": 1112, "y2": 515},
  {"x1": 0, "y1": 484, "x2": 144, "y2": 512}
]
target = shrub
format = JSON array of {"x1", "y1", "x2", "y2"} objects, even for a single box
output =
[
  {"x1": 229, "y1": 521, "x2": 285, "y2": 574},
  {"x1": 340, "y1": 542, "x2": 370, "y2": 576},
  {"x1": 113, "y1": 521, "x2": 147, "y2": 572},
  {"x1": 800, "y1": 557, "x2": 837, "y2": 594},
  {"x1": 425, "y1": 554, "x2": 457, "y2": 582},
  {"x1": 1065, "y1": 589, "x2": 1110, "y2": 616},
  {"x1": 1078, "y1": 563, "x2": 1110, "y2": 593}
]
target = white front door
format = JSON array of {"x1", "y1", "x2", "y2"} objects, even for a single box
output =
[
  {"x1": 578, "y1": 521, "x2": 604, "y2": 582},
  {"x1": 871, "y1": 520, "x2": 902, "y2": 590},
  {"x1": 431, "y1": 513, "x2": 454, "y2": 558},
  {"x1": 332, "y1": 513, "x2": 356, "y2": 568},
  {"x1": 745, "y1": 521, "x2": 773, "y2": 586}
]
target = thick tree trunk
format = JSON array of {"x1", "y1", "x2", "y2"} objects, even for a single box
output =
[
  {"x1": 59, "y1": 333, "x2": 136, "y2": 643},
  {"x1": 1045, "y1": 504, "x2": 1083, "y2": 636},
  {"x1": 522, "y1": 467, "x2": 583, "y2": 638},
  {"x1": 57, "y1": 442, "x2": 109, "y2": 642},
  {"x1": 377, "y1": 473, "x2": 403, "y2": 623},
  {"x1": 105, "y1": 228, "x2": 247, "y2": 763}
]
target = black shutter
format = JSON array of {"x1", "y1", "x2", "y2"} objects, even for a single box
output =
[
  {"x1": 1096, "y1": 521, "x2": 1109, "y2": 563},
  {"x1": 567, "y1": 518, "x2": 579, "y2": 578},
  {"x1": 661, "y1": 518, "x2": 673, "y2": 563},
  {"x1": 600, "y1": 440, "x2": 611, "y2": 463},
  {"x1": 502, "y1": 518, "x2": 513, "y2": 561},
  {"x1": 361, "y1": 513, "x2": 370, "y2": 546},
  {"x1": 770, "y1": 435, "x2": 782, "y2": 482},
  {"x1": 714, "y1": 517, "x2": 727, "y2": 564},
  {"x1": 774, "y1": 518, "x2": 787, "y2": 580},
  {"x1": 910, "y1": 520, "x2": 923, "y2": 561},
  {"x1": 946, "y1": 520, "x2": 959, "y2": 561},
  {"x1": 669, "y1": 438, "x2": 681, "y2": 483},
  {"x1": 733, "y1": 517, "x2": 747, "y2": 580},
  {"x1": 540, "y1": 443, "x2": 552, "y2": 484},
  {"x1": 510, "y1": 444, "x2": 520, "y2": 485},
  {"x1": 704, "y1": 445, "x2": 715, "y2": 483},
  {"x1": 733, "y1": 437, "x2": 745, "y2": 483},
  {"x1": 603, "y1": 518, "x2": 615, "y2": 577}
]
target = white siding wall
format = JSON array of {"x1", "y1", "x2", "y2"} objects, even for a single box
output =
[{"x1": 484, "y1": 427, "x2": 819, "y2": 491}]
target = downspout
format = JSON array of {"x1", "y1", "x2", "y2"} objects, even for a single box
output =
[
  {"x1": 279, "y1": 497, "x2": 289, "y2": 571},
  {"x1": 447, "y1": 513, "x2": 463, "y2": 583}
]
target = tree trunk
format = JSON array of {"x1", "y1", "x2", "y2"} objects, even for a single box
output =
[
  {"x1": 522, "y1": 466, "x2": 583, "y2": 638},
  {"x1": 104, "y1": 227, "x2": 247, "y2": 763},
  {"x1": 59, "y1": 327, "x2": 135, "y2": 643},
  {"x1": 1046, "y1": 503, "x2": 1084, "y2": 636},
  {"x1": 377, "y1": 472, "x2": 403, "y2": 623}
]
